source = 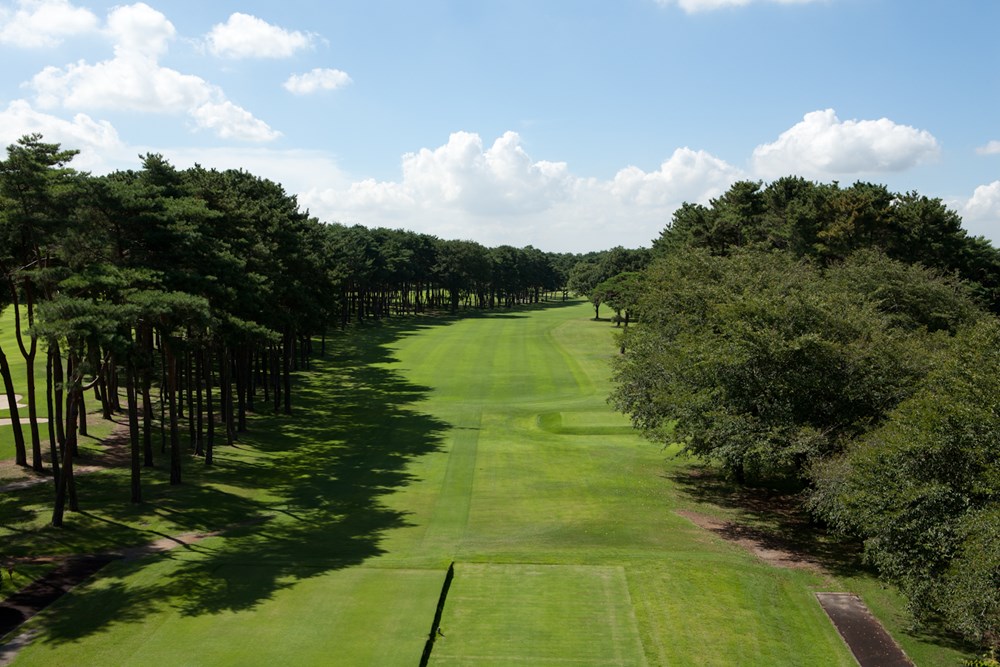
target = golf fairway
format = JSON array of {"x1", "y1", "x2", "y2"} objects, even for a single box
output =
[{"x1": 8, "y1": 302, "x2": 858, "y2": 665}]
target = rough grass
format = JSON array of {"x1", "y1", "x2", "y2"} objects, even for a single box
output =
[{"x1": 1, "y1": 300, "x2": 974, "y2": 665}]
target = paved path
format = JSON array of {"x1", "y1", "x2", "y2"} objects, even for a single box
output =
[
  {"x1": 0, "y1": 395, "x2": 48, "y2": 427},
  {"x1": 816, "y1": 593, "x2": 914, "y2": 667}
]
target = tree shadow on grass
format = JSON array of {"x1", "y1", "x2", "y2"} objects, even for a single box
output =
[
  {"x1": 667, "y1": 463, "x2": 981, "y2": 656},
  {"x1": 667, "y1": 463, "x2": 866, "y2": 577},
  {"x1": 28, "y1": 316, "x2": 453, "y2": 644}
]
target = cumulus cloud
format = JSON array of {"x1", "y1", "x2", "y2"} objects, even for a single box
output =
[
  {"x1": 354, "y1": 130, "x2": 575, "y2": 216},
  {"x1": 610, "y1": 147, "x2": 743, "y2": 206},
  {"x1": 751, "y1": 109, "x2": 939, "y2": 179},
  {"x1": 655, "y1": 0, "x2": 821, "y2": 13},
  {"x1": 159, "y1": 146, "x2": 349, "y2": 197},
  {"x1": 963, "y1": 181, "x2": 1000, "y2": 224},
  {"x1": 0, "y1": 98, "x2": 123, "y2": 170},
  {"x1": 105, "y1": 1, "x2": 174, "y2": 57},
  {"x1": 205, "y1": 13, "x2": 314, "y2": 59},
  {"x1": 0, "y1": 0, "x2": 98, "y2": 47},
  {"x1": 976, "y1": 140, "x2": 1000, "y2": 156},
  {"x1": 301, "y1": 131, "x2": 741, "y2": 251},
  {"x1": 283, "y1": 68, "x2": 352, "y2": 95},
  {"x1": 26, "y1": 3, "x2": 279, "y2": 142},
  {"x1": 190, "y1": 101, "x2": 281, "y2": 142}
]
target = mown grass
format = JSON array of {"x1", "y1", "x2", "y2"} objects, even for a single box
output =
[
  {"x1": 1, "y1": 306, "x2": 115, "y2": 481},
  {"x1": 1, "y1": 300, "x2": 974, "y2": 665}
]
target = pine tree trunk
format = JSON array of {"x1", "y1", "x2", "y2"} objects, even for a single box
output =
[
  {"x1": 260, "y1": 345, "x2": 269, "y2": 405},
  {"x1": 237, "y1": 346, "x2": 248, "y2": 433},
  {"x1": 271, "y1": 344, "x2": 280, "y2": 414},
  {"x1": 205, "y1": 345, "x2": 215, "y2": 466},
  {"x1": 65, "y1": 355, "x2": 79, "y2": 458},
  {"x1": 283, "y1": 330, "x2": 292, "y2": 415},
  {"x1": 0, "y1": 344, "x2": 27, "y2": 466},
  {"x1": 126, "y1": 353, "x2": 142, "y2": 504},
  {"x1": 139, "y1": 325, "x2": 154, "y2": 466},
  {"x1": 222, "y1": 345, "x2": 234, "y2": 445},
  {"x1": 186, "y1": 349, "x2": 195, "y2": 447},
  {"x1": 52, "y1": 375, "x2": 80, "y2": 525},
  {"x1": 51, "y1": 340, "x2": 65, "y2": 448},
  {"x1": 78, "y1": 384, "x2": 87, "y2": 438},
  {"x1": 166, "y1": 340, "x2": 181, "y2": 485},
  {"x1": 46, "y1": 343, "x2": 59, "y2": 488},
  {"x1": 12, "y1": 295, "x2": 43, "y2": 469},
  {"x1": 159, "y1": 344, "x2": 166, "y2": 454},
  {"x1": 25, "y1": 351, "x2": 42, "y2": 471},
  {"x1": 194, "y1": 349, "x2": 204, "y2": 456}
]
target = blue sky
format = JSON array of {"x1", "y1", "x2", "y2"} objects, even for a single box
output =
[{"x1": 1, "y1": 0, "x2": 998, "y2": 252}]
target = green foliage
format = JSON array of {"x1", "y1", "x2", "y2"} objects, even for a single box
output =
[
  {"x1": 654, "y1": 177, "x2": 1000, "y2": 312},
  {"x1": 567, "y1": 246, "x2": 650, "y2": 297},
  {"x1": 811, "y1": 320, "x2": 1000, "y2": 649},
  {"x1": 611, "y1": 248, "x2": 979, "y2": 484},
  {"x1": 7, "y1": 302, "x2": 881, "y2": 667},
  {"x1": 591, "y1": 271, "x2": 644, "y2": 325}
]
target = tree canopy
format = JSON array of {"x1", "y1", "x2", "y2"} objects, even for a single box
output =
[
  {"x1": 614, "y1": 177, "x2": 1000, "y2": 650},
  {"x1": 0, "y1": 134, "x2": 578, "y2": 525}
]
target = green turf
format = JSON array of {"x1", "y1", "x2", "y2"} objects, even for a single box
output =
[
  {"x1": 1, "y1": 306, "x2": 116, "y2": 478},
  {"x1": 0, "y1": 305, "x2": 34, "y2": 464},
  {"x1": 2, "y1": 301, "x2": 970, "y2": 665},
  {"x1": 431, "y1": 563, "x2": 646, "y2": 666}
]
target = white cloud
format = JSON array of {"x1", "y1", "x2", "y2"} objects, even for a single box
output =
[
  {"x1": 976, "y1": 140, "x2": 1000, "y2": 156},
  {"x1": 0, "y1": 99, "x2": 123, "y2": 170},
  {"x1": 386, "y1": 130, "x2": 574, "y2": 216},
  {"x1": 26, "y1": 3, "x2": 279, "y2": 142},
  {"x1": 159, "y1": 146, "x2": 349, "y2": 198},
  {"x1": 0, "y1": 0, "x2": 98, "y2": 48},
  {"x1": 31, "y1": 56, "x2": 213, "y2": 113},
  {"x1": 963, "y1": 181, "x2": 1000, "y2": 226},
  {"x1": 283, "y1": 68, "x2": 352, "y2": 95},
  {"x1": 610, "y1": 147, "x2": 743, "y2": 206},
  {"x1": 105, "y1": 1, "x2": 174, "y2": 58},
  {"x1": 301, "y1": 131, "x2": 741, "y2": 251},
  {"x1": 205, "y1": 13, "x2": 314, "y2": 59},
  {"x1": 751, "y1": 109, "x2": 939, "y2": 179},
  {"x1": 655, "y1": 0, "x2": 822, "y2": 12},
  {"x1": 190, "y1": 101, "x2": 281, "y2": 142}
]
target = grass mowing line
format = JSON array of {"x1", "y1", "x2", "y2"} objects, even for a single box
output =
[
  {"x1": 430, "y1": 562, "x2": 647, "y2": 667},
  {"x1": 420, "y1": 408, "x2": 482, "y2": 554},
  {"x1": 3, "y1": 302, "x2": 969, "y2": 665},
  {"x1": 545, "y1": 320, "x2": 595, "y2": 401}
]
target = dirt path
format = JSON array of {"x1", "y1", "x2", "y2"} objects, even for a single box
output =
[
  {"x1": 0, "y1": 418, "x2": 131, "y2": 493},
  {"x1": 676, "y1": 509, "x2": 828, "y2": 574}
]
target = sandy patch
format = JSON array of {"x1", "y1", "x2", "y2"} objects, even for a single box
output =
[
  {"x1": 0, "y1": 396, "x2": 24, "y2": 411},
  {"x1": 676, "y1": 509, "x2": 828, "y2": 573}
]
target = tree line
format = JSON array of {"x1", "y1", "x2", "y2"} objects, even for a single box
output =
[
  {"x1": 609, "y1": 177, "x2": 1000, "y2": 652},
  {"x1": 0, "y1": 134, "x2": 574, "y2": 527}
]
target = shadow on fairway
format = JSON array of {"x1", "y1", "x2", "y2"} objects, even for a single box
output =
[
  {"x1": 668, "y1": 464, "x2": 984, "y2": 655},
  {"x1": 667, "y1": 464, "x2": 865, "y2": 577},
  {"x1": 28, "y1": 316, "x2": 459, "y2": 643}
]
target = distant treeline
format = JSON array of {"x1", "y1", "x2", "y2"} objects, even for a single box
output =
[
  {"x1": 605, "y1": 177, "x2": 1000, "y2": 652},
  {"x1": 0, "y1": 134, "x2": 595, "y2": 525}
]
